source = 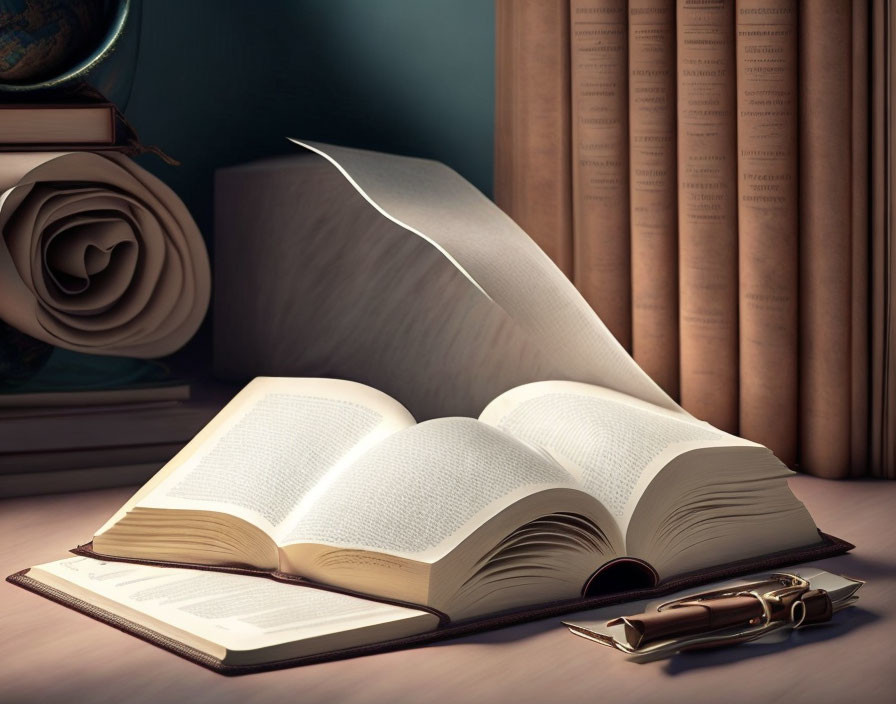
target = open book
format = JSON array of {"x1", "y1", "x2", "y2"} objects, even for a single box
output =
[
  {"x1": 82, "y1": 376, "x2": 821, "y2": 623},
  {"x1": 17, "y1": 556, "x2": 440, "y2": 670},
  {"x1": 10, "y1": 142, "x2": 847, "y2": 672}
]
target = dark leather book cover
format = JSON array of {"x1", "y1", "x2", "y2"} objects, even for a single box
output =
[{"x1": 6, "y1": 531, "x2": 851, "y2": 675}]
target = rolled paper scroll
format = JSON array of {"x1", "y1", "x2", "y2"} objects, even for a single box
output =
[{"x1": 0, "y1": 152, "x2": 210, "y2": 357}]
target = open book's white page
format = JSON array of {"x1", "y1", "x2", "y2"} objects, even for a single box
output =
[
  {"x1": 30, "y1": 556, "x2": 433, "y2": 656},
  {"x1": 279, "y1": 417, "x2": 584, "y2": 561},
  {"x1": 293, "y1": 141, "x2": 677, "y2": 413},
  {"x1": 161, "y1": 394, "x2": 382, "y2": 527},
  {"x1": 481, "y1": 381, "x2": 759, "y2": 532},
  {"x1": 96, "y1": 378, "x2": 415, "y2": 536}
]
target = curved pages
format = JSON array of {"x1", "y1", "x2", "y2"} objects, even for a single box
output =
[{"x1": 215, "y1": 140, "x2": 676, "y2": 421}]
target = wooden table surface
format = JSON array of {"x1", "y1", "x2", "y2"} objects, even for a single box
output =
[{"x1": 1, "y1": 474, "x2": 894, "y2": 704}]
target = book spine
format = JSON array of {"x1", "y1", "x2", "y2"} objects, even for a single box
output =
[
  {"x1": 495, "y1": 0, "x2": 574, "y2": 276},
  {"x1": 676, "y1": 0, "x2": 739, "y2": 432},
  {"x1": 798, "y1": 0, "x2": 853, "y2": 478},
  {"x1": 629, "y1": 0, "x2": 680, "y2": 397},
  {"x1": 870, "y1": 0, "x2": 893, "y2": 477},
  {"x1": 887, "y1": 0, "x2": 896, "y2": 477},
  {"x1": 850, "y1": 0, "x2": 870, "y2": 475},
  {"x1": 735, "y1": 0, "x2": 798, "y2": 465},
  {"x1": 0, "y1": 104, "x2": 116, "y2": 146},
  {"x1": 882, "y1": 0, "x2": 896, "y2": 477},
  {"x1": 570, "y1": 0, "x2": 632, "y2": 347}
]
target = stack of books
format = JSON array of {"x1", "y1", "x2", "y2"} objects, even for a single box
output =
[
  {"x1": 0, "y1": 348, "x2": 227, "y2": 498},
  {"x1": 0, "y1": 95, "x2": 119, "y2": 152}
]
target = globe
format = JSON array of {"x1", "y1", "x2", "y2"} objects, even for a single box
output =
[{"x1": 0, "y1": 0, "x2": 107, "y2": 84}]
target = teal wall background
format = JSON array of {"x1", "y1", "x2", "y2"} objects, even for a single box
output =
[{"x1": 125, "y1": 0, "x2": 496, "y2": 243}]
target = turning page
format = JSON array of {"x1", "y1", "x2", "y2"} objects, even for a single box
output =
[{"x1": 215, "y1": 142, "x2": 680, "y2": 421}]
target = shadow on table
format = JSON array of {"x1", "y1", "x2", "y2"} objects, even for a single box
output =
[
  {"x1": 421, "y1": 553, "x2": 886, "y2": 659},
  {"x1": 818, "y1": 553, "x2": 895, "y2": 580},
  {"x1": 660, "y1": 606, "x2": 878, "y2": 676}
]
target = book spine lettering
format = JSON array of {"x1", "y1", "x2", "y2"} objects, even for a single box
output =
[
  {"x1": 629, "y1": 0, "x2": 680, "y2": 396},
  {"x1": 495, "y1": 0, "x2": 574, "y2": 275},
  {"x1": 798, "y1": 0, "x2": 853, "y2": 477},
  {"x1": 735, "y1": 0, "x2": 798, "y2": 465},
  {"x1": 677, "y1": 0, "x2": 739, "y2": 432},
  {"x1": 570, "y1": 0, "x2": 632, "y2": 347}
]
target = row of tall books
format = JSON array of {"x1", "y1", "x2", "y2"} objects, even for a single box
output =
[
  {"x1": 495, "y1": 0, "x2": 894, "y2": 478},
  {"x1": 0, "y1": 349, "x2": 226, "y2": 498}
]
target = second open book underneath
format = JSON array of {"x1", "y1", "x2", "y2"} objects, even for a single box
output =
[{"x1": 80, "y1": 376, "x2": 824, "y2": 623}]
